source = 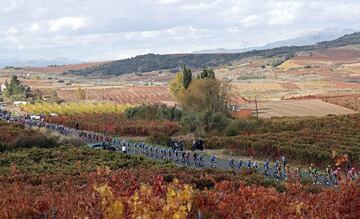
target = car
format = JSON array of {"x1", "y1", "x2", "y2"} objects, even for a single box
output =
[
  {"x1": 30, "y1": 115, "x2": 41, "y2": 120},
  {"x1": 90, "y1": 143, "x2": 103, "y2": 149}
]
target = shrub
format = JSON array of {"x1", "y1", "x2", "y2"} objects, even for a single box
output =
[{"x1": 9, "y1": 133, "x2": 59, "y2": 149}]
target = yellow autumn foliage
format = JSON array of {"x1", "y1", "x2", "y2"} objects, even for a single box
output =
[
  {"x1": 94, "y1": 178, "x2": 193, "y2": 219},
  {"x1": 21, "y1": 102, "x2": 134, "y2": 115}
]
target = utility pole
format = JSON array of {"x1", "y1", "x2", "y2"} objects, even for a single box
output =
[{"x1": 255, "y1": 99, "x2": 259, "y2": 119}]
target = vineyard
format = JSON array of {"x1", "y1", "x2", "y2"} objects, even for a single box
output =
[
  {"x1": 21, "y1": 102, "x2": 134, "y2": 115},
  {"x1": 206, "y1": 114, "x2": 360, "y2": 166},
  {"x1": 321, "y1": 93, "x2": 360, "y2": 111},
  {"x1": 45, "y1": 113, "x2": 179, "y2": 136},
  {"x1": 232, "y1": 81, "x2": 360, "y2": 95},
  {"x1": 288, "y1": 93, "x2": 360, "y2": 112},
  {"x1": 57, "y1": 86, "x2": 174, "y2": 105},
  {"x1": 0, "y1": 142, "x2": 359, "y2": 218},
  {"x1": 0, "y1": 121, "x2": 33, "y2": 143},
  {"x1": 232, "y1": 82, "x2": 285, "y2": 93},
  {"x1": 1, "y1": 151, "x2": 359, "y2": 218}
]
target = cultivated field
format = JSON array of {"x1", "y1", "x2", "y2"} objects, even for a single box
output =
[
  {"x1": 288, "y1": 93, "x2": 360, "y2": 112},
  {"x1": 57, "y1": 86, "x2": 175, "y2": 105},
  {"x1": 241, "y1": 99, "x2": 355, "y2": 118}
]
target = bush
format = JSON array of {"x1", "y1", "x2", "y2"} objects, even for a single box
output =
[
  {"x1": 125, "y1": 105, "x2": 182, "y2": 121},
  {"x1": 180, "y1": 112, "x2": 197, "y2": 133},
  {"x1": 9, "y1": 133, "x2": 59, "y2": 149}
]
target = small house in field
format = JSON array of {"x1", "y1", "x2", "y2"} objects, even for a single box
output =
[{"x1": 1, "y1": 83, "x2": 6, "y2": 92}]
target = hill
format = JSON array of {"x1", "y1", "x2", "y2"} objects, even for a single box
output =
[{"x1": 69, "y1": 32, "x2": 360, "y2": 76}]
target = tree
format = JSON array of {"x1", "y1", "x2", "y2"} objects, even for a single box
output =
[
  {"x1": 182, "y1": 65, "x2": 192, "y2": 89},
  {"x1": 178, "y1": 79, "x2": 229, "y2": 113},
  {"x1": 169, "y1": 72, "x2": 184, "y2": 98},
  {"x1": 76, "y1": 86, "x2": 86, "y2": 101},
  {"x1": 2, "y1": 75, "x2": 28, "y2": 101},
  {"x1": 198, "y1": 68, "x2": 216, "y2": 79}
]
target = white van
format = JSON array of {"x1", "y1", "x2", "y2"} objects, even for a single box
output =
[{"x1": 30, "y1": 115, "x2": 41, "y2": 120}]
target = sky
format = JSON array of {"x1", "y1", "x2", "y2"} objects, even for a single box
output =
[{"x1": 1, "y1": 0, "x2": 360, "y2": 61}]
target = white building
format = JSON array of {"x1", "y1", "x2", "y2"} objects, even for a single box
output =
[{"x1": 1, "y1": 83, "x2": 6, "y2": 92}]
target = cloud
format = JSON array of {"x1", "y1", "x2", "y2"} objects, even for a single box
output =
[
  {"x1": 267, "y1": 1, "x2": 303, "y2": 25},
  {"x1": 30, "y1": 23, "x2": 41, "y2": 32},
  {"x1": 157, "y1": 0, "x2": 181, "y2": 4},
  {"x1": 49, "y1": 16, "x2": 90, "y2": 32},
  {"x1": 0, "y1": 0, "x2": 359, "y2": 61},
  {"x1": 240, "y1": 15, "x2": 259, "y2": 27},
  {"x1": 5, "y1": 27, "x2": 18, "y2": 35}
]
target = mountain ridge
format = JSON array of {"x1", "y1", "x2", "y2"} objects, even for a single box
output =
[
  {"x1": 194, "y1": 28, "x2": 356, "y2": 54},
  {"x1": 67, "y1": 31, "x2": 360, "y2": 76}
]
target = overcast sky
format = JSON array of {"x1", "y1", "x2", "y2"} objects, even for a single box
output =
[{"x1": 1, "y1": 0, "x2": 360, "y2": 61}]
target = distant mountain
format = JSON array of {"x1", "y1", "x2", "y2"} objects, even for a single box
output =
[
  {"x1": 194, "y1": 28, "x2": 356, "y2": 54},
  {"x1": 70, "y1": 32, "x2": 360, "y2": 76},
  {"x1": 0, "y1": 58, "x2": 82, "y2": 68}
]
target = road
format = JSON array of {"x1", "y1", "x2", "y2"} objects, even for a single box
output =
[{"x1": 90, "y1": 142, "x2": 335, "y2": 186}]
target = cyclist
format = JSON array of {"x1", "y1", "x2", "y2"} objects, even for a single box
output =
[
  {"x1": 274, "y1": 160, "x2": 280, "y2": 171},
  {"x1": 149, "y1": 146, "x2": 153, "y2": 158},
  {"x1": 174, "y1": 149, "x2": 179, "y2": 162},
  {"x1": 193, "y1": 152, "x2": 198, "y2": 166},
  {"x1": 312, "y1": 168, "x2": 319, "y2": 184},
  {"x1": 308, "y1": 163, "x2": 314, "y2": 179},
  {"x1": 247, "y1": 159, "x2": 252, "y2": 169},
  {"x1": 199, "y1": 153, "x2": 204, "y2": 167},
  {"x1": 210, "y1": 155, "x2": 217, "y2": 168},
  {"x1": 275, "y1": 165, "x2": 281, "y2": 180},
  {"x1": 154, "y1": 147, "x2": 159, "y2": 158},
  {"x1": 295, "y1": 165, "x2": 302, "y2": 180},
  {"x1": 324, "y1": 165, "x2": 332, "y2": 185},
  {"x1": 185, "y1": 152, "x2": 191, "y2": 165},
  {"x1": 121, "y1": 145, "x2": 127, "y2": 154},
  {"x1": 264, "y1": 160, "x2": 270, "y2": 176},
  {"x1": 347, "y1": 167, "x2": 357, "y2": 181},
  {"x1": 237, "y1": 160, "x2": 243, "y2": 170},
  {"x1": 181, "y1": 151, "x2": 186, "y2": 164},
  {"x1": 229, "y1": 157, "x2": 235, "y2": 170},
  {"x1": 333, "y1": 167, "x2": 341, "y2": 185},
  {"x1": 253, "y1": 161, "x2": 259, "y2": 171},
  {"x1": 167, "y1": 148, "x2": 172, "y2": 159}
]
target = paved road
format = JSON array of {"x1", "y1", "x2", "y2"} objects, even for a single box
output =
[{"x1": 90, "y1": 141, "x2": 336, "y2": 186}]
